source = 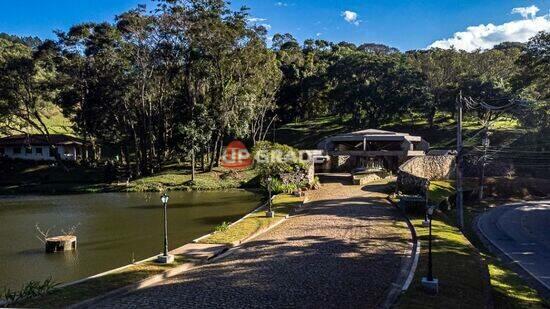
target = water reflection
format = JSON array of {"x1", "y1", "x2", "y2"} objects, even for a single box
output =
[{"x1": 0, "y1": 190, "x2": 261, "y2": 290}]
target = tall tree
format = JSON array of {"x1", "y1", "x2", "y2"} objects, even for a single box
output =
[
  {"x1": 0, "y1": 39, "x2": 68, "y2": 165},
  {"x1": 328, "y1": 52, "x2": 428, "y2": 128}
]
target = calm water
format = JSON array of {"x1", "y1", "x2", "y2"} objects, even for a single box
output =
[{"x1": 0, "y1": 190, "x2": 261, "y2": 290}]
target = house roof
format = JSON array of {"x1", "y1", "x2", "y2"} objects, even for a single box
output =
[
  {"x1": 316, "y1": 128, "x2": 429, "y2": 150},
  {"x1": 349, "y1": 129, "x2": 411, "y2": 136},
  {"x1": 322, "y1": 129, "x2": 422, "y2": 143},
  {"x1": 0, "y1": 134, "x2": 85, "y2": 146}
]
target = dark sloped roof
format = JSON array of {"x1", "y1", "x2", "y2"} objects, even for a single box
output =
[{"x1": 0, "y1": 134, "x2": 85, "y2": 146}]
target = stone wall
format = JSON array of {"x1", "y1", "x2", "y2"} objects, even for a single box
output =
[
  {"x1": 399, "y1": 155, "x2": 455, "y2": 180},
  {"x1": 396, "y1": 170, "x2": 430, "y2": 195},
  {"x1": 396, "y1": 155, "x2": 455, "y2": 195}
]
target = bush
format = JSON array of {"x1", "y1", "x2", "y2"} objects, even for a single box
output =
[
  {"x1": 3, "y1": 277, "x2": 58, "y2": 305},
  {"x1": 270, "y1": 177, "x2": 298, "y2": 194},
  {"x1": 214, "y1": 221, "x2": 231, "y2": 232},
  {"x1": 252, "y1": 141, "x2": 311, "y2": 192}
]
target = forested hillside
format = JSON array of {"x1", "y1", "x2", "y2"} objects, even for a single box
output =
[{"x1": 0, "y1": 0, "x2": 548, "y2": 179}]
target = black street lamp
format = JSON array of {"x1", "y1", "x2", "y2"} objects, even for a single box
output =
[
  {"x1": 266, "y1": 176, "x2": 275, "y2": 218},
  {"x1": 422, "y1": 205, "x2": 438, "y2": 294},
  {"x1": 422, "y1": 193, "x2": 430, "y2": 227},
  {"x1": 157, "y1": 193, "x2": 174, "y2": 264},
  {"x1": 427, "y1": 206, "x2": 434, "y2": 281}
]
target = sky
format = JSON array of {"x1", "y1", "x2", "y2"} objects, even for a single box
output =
[{"x1": 0, "y1": 0, "x2": 549, "y2": 51}]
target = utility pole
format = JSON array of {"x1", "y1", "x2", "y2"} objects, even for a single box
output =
[
  {"x1": 462, "y1": 96, "x2": 517, "y2": 202},
  {"x1": 456, "y1": 91, "x2": 464, "y2": 230},
  {"x1": 478, "y1": 128, "x2": 490, "y2": 200}
]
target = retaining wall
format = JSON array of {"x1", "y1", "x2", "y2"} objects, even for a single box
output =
[{"x1": 397, "y1": 155, "x2": 455, "y2": 195}]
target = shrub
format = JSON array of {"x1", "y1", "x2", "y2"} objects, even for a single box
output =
[
  {"x1": 270, "y1": 177, "x2": 299, "y2": 194},
  {"x1": 214, "y1": 221, "x2": 231, "y2": 232},
  {"x1": 3, "y1": 277, "x2": 58, "y2": 305},
  {"x1": 252, "y1": 141, "x2": 311, "y2": 192}
]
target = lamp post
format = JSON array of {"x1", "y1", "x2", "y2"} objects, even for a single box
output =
[
  {"x1": 422, "y1": 205, "x2": 438, "y2": 294},
  {"x1": 157, "y1": 193, "x2": 174, "y2": 264},
  {"x1": 422, "y1": 191, "x2": 430, "y2": 227},
  {"x1": 266, "y1": 176, "x2": 275, "y2": 218}
]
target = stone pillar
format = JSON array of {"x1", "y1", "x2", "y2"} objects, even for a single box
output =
[{"x1": 45, "y1": 236, "x2": 77, "y2": 253}]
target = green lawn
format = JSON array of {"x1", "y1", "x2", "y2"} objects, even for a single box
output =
[
  {"x1": 488, "y1": 261, "x2": 548, "y2": 309},
  {"x1": 274, "y1": 115, "x2": 349, "y2": 149},
  {"x1": 396, "y1": 216, "x2": 488, "y2": 309},
  {"x1": 200, "y1": 194, "x2": 304, "y2": 245},
  {"x1": 128, "y1": 168, "x2": 258, "y2": 192},
  {"x1": 427, "y1": 180, "x2": 455, "y2": 205}
]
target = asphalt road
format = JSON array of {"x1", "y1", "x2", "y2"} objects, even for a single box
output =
[{"x1": 478, "y1": 200, "x2": 550, "y2": 292}]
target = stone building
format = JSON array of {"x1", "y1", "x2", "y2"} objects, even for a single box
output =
[{"x1": 314, "y1": 129, "x2": 429, "y2": 173}]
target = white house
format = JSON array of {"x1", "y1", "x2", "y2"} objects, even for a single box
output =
[{"x1": 0, "y1": 134, "x2": 88, "y2": 161}]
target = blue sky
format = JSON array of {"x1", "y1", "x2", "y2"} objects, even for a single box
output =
[{"x1": 1, "y1": 0, "x2": 549, "y2": 51}]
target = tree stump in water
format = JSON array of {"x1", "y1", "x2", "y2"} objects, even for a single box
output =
[{"x1": 45, "y1": 236, "x2": 77, "y2": 253}]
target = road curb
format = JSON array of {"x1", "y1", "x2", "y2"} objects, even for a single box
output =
[
  {"x1": 476, "y1": 203, "x2": 550, "y2": 296},
  {"x1": 379, "y1": 196, "x2": 420, "y2": 309}
]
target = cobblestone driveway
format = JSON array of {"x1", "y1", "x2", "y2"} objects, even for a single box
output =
[{"x1": 95, "y1": 182, "x2": 411, "y2": 308}]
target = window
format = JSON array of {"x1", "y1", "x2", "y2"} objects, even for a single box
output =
[
  {"x1": 25, "y1": 147, "x2": 32, "y2": 154},
  {"x1": 49, "y1": 148, "x2": 57, "y2": 157},
  {"x1": 36, "y1": 147, "x2": 43, "y2": 155},
  {"x1": 0, "y1": 148, "x2": 4, "y2": 155},
  {"x1": 13, "y1": 147, "x2": 21, "y2": 154}
]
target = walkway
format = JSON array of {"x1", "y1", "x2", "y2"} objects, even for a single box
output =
[
  {"x1": 478, "y1": 200, "x2": 550, "y2": 294},
  {"x1": 95, "y1": 181, "x2": 411, "y2": 308}
]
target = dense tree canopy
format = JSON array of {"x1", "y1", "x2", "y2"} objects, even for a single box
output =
[{"x1": 0, "y1": 0, "x2": 547, "y2": 176}]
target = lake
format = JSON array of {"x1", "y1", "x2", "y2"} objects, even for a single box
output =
[{"x1": 0, "y1": 190, "x2": 262, "y2": 291}]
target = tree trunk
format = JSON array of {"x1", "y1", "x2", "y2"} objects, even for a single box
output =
[
  {"x1": 215, "y1": 135, "x2": 223, "y2": 169},
  {"x1": 208, "y1": 132, "x2": 221, "y2": 172},
  {"x1": 191, "y1": 145, "x2": 195, "y2": 182},
  {"x1": 427, "y1": 106, "x2": 437, "y2": 128}
]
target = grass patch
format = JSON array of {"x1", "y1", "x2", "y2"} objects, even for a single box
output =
[
  {"x1": 127, "y1": 168, "x2": 257, "y2": 192},
  {"x1": 12, "y1": 256, "x2": 186, "y2": 308},
  {"x1": 200, "y1": 194, "x2": 304, "y2": 245},
  {"x1": 1, "y1": 104, "x2": 74, "y2": 138},
  {"x1": 488, "y1": 261, "x2": 548, "y2": 309},
  {"x1": 427, "y1": 180, "x2": 455, "y2": 205},
  {"x1": 0, "y1": 162, "x2": 258, "y2": 195},
  {"x1": 275, "y1": 115, "x2": 349, "y2": 148},
  {"x1": 397, "y1": 216, "x2": 488, "y2": 309},
  {"x1": 275, "y1": 112, "x2": 528, "y2": 152}
]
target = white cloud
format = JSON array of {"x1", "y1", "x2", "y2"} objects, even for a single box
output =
[
  {"x1": 261, "y1": 24, "x2": 272, "y2": 31},
  {"x1": 512, "y1": 5, "x2": 540, "y2": 19},
  {"x1": 275, "y1": 2, "x2": 288, "y2": 7},
  {"x1": 342, "y1": 10, "x2": 360, "y2": 26},
  {"x1": 428, "y1": 8, "x2": 550, "y2": 52},
  {"x1": 316, "y1": 32, "x2": 322, "y2": 37},
  {"x1": 247, "y1": 17, "x2": 267, "y2": 23}
]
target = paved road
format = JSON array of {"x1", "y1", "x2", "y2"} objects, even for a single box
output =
[
  {"x1": 95, "y1": 183, "x2": 411, "y2": 308},
  {"x1": 478, "y1": 200, "x2": 550, "y2": 291}
]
